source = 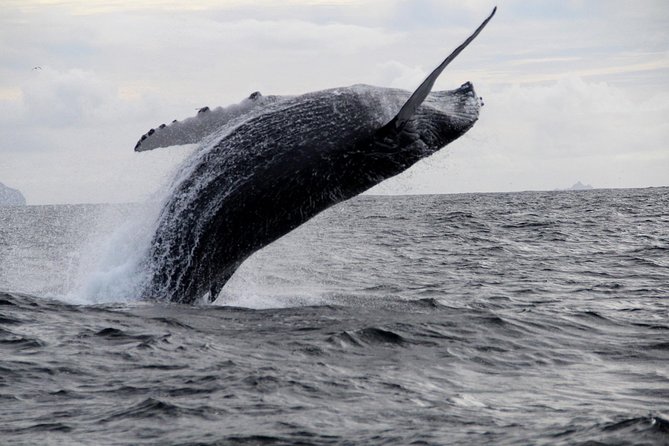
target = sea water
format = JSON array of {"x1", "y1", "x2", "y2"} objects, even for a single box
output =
[{"x1": 1, "y1": 188, "x2": 668, "y2": 445}]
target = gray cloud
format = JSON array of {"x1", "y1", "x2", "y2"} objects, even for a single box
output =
[{"x1": 0, "y1": 0, "x2": 667, "y2": 204}]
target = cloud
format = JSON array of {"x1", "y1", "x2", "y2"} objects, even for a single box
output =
[
  {"x1": 372, "y1": 60, "x2": 427, "y2": 89},
  {"x1": 1, "y1": 143, "x2": 194, "y2": 204},
  {"x1": 19, "y1": 68, "x2": 118, "y2": 127},
  {"x1": 0, "y1": 0, "x2": 667, "y2": 203},
  {"x1": 0, "y1": 66, "x2": 193, "y2": 204},
  {"x1": 0, "y1": 67, "x2": 164, "y2": 143}
]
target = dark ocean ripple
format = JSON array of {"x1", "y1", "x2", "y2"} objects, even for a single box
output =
[{"x1": 1, "y1": 188, "x2": 668, "y2": 445}]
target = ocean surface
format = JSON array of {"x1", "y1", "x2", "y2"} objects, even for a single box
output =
[{"x1": 1, "y1": 188, "x2": 668, "y2": 445}]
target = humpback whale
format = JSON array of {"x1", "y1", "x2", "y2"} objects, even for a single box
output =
[{"x1": 135, "y1": 8, "x2": 496, "y2": 304}]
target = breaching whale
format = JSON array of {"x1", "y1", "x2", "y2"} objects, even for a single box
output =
[{"x1": 135, "y1": 8, "x2": 496, "y2": 304}]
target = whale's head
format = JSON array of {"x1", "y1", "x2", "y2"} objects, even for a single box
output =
[
  {"x1": 338, "y1": 80, "x2": 480, "y2": 188},
  {"x1": 383, "y1": 81, "x2": 481, "y2": 163},
  {"x1": 413, "y1": 82, "x2": 481, "y2": 150}
]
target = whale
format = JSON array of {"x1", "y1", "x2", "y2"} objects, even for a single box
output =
[{"x1": 135, "y1": 8, "x2": 496, "y2": 304}]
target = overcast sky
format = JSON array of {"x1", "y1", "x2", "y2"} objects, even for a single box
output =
[{"x1": 1, "y1": 0, "x2": 668, "y2": 204}]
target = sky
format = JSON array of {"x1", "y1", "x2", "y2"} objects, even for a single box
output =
[{"x1": 1, "y1": 0, "x2": 668, "y2": 204}]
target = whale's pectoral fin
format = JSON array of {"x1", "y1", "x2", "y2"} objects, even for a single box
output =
[
  {"x1": 386, "y1": 6, "x2": 496, "y2": 132},
  {"x1": 134, "y1": 91, "x2": 279, "y2": 152},
  {"x1": 134, "y1": 106, "x2": 220, "y2": 152}
]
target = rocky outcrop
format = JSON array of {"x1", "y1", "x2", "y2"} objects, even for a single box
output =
[
  {"x1": 0, "y1": 182, "x2": 26, "y2": 206},
  {"x1": 569, "y1": 181, "x2": 593, "y2": 190}
]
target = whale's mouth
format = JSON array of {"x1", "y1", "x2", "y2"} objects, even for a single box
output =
[{"x1": 424, "y1": 82, "x2": 480, "y2": 124}]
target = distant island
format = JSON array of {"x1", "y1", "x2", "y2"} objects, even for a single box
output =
[
  {"x1": 569, "y1": 181, "x2": 593, "y2": 191},
  {"x1": 0, "y1": 182, "x2": 26, "y2": 206}
]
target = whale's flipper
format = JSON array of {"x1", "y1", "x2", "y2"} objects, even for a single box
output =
[
  {"x1": 387, "y1": 6, "x2": 496, "y2": 132},
  {"x1": 134, "y1": 92, "x2": 285, "y2": 152}
]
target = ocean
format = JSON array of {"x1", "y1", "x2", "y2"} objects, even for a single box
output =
[{"x1": 1, "y1": 188, "x2": 668, "y2": 445}]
